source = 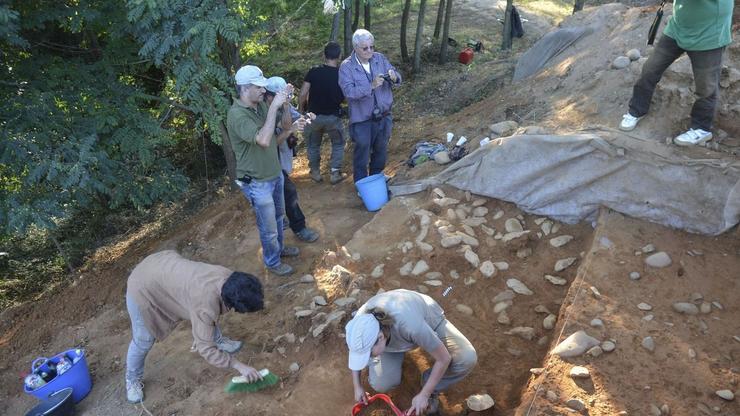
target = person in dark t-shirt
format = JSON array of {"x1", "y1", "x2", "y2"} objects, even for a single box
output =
[{"x1": 299, "y1": 41, "x2": 347, "y2": 184}]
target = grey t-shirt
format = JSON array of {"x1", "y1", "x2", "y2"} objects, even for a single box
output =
[{"x1": 356, "y1": 289, "x2": 445, "y2": 353}]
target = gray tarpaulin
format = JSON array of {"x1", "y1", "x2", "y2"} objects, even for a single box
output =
[
  {"x1": 389, "y1": 133, "x2": 740, "y2": 236},
  {"x1": 513, "y1": 27, "x2": 594, "y2": 81}
]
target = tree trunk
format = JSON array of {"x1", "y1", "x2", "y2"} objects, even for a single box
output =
[
  {"x1": 344, "y1": 2, "x2": 353, "y2": 57},
  {"x1": 352, "y1": 0, "x2": 360, "y2": 32},
  {"x1": 433, "y1": 0, "x2": 446, "y2": 39},
  {"x1": 219, "y1": 121, "x2": 238, "y2": 189},
  {"x1": 413, "y1": 0, "x2": 428, "y2": 73},
  {"x1": 439, "y1": 0, "x2": 453, "y2": 63},
  {"x1": 573, "y1": 0, "x2": 586, "y2": 13},
  {"x1": 51, "y1": 235, "x2": 74, "y2": 274},
  {"x1": 501, "y1": 0, "x2": 513, "y2": 50},
  {"x1": 364, "y1": 1, "x2": 371, "y2": 30},
  {"x1": 400, "y1": 0, "x2": 412, "y2": 62},
  {"x1": 330, "y1": 12, "x2": 341, "y2": 42}
]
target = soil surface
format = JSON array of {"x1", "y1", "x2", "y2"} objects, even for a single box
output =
[{"x1": 1, "y1": 2, "x2": 739, "y2": 416}]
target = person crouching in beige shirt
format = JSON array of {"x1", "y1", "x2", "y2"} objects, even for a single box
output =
[{"x1": 124, "y1": 250, "x2": 265, "y2": 403}]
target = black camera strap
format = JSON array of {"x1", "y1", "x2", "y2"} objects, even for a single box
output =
[{"x1": 647, "y1": 0, "x2": 667, "y2": 46}]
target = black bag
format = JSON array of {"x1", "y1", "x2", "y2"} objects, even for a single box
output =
[
  {"x1": 511, "y1": 6, "x2": 524, "y2": 39},
  {"x1": 647, "y1": 1, "x2": 667, "y2": 46}
]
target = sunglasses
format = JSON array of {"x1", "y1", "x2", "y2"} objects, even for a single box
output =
[{"x1": 360, "y1": 45, "x2": 375, "y2": 51}]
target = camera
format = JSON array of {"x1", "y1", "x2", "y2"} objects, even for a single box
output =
[
  {"x1": 371, "y1": 107, "x2": 382, "y2": 121},
  {"x1": 380, "y1": 74, "x2": 393, "y2": 82}
]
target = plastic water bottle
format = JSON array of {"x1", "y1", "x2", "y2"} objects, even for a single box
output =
[{"x1": 25, "y1": 373, "x2": 46, "y2": 390}]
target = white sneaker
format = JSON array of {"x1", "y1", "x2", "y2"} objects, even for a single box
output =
[
  {"x1": 216, "y1": 336, "x2": 243, "y2": 353},
  {"x1": 674, "y1": 128, "x2": 712, "y2": 146},
  {"x1": 619, "y1": 113, "x2": 642, "y2": 131},
  {"x1": 126, "y1": 379, "x2": 144, "y2": 403}
]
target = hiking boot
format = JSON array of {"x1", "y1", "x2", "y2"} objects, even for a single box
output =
[
  {"x1": 330, "y1": 170, "x2": 346, "y2": 184},
  {"x1": 310, "y1": 169, "x2": 322, "y2": 182},
  {"x1": 268, "y1": 263, "x2": 294, "y2": 276},
  {"x1": 619, "y1": 113, "x2": 642, "y2": 131},
  {"x1": 280, "y1": 246, "x2": 300, "y2": 257},
  {"x1": 674, "y1": 128, "x2": 712, "y2": 146},
  {"x1": 295, "y1": 227, "x2": 319, "y2": 243},
  {"x1": 215, "y1": 336, "x2": 243, "y2": 353},
  {"x1": 126, "y1": 379, "x2": 144, "y2": 403}
]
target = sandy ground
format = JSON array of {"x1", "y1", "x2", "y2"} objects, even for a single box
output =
[{"x1": 1, "y1": 2, "x2": 739, "y2": 416}]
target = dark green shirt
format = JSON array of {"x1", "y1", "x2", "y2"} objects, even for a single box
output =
[
  {"x1": 663, "y1": 0, "x2": 733, "y2": 51},
  {"x1": 226, "y1": 100, "x2": 281, "y2": 180}
]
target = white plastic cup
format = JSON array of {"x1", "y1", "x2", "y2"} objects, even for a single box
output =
[{"x1": 446, "y1": 132, "x2": 454, "y2": 143}]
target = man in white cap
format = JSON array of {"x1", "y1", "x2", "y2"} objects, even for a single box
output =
[
  {"x1": 345, "y1": 289, "x2": 477, "y2": 415},
  {"x1": 227, "y1": 65, "x2": 307, "y2": 276}
]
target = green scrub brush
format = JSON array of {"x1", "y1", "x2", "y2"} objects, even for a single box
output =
[{"x1": 224, "y1": 368, "x2": 279, "y2": 393}]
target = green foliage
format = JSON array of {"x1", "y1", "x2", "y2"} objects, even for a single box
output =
[{"x1": 0, "y1": 1, "x2": 187, "y2": 236}]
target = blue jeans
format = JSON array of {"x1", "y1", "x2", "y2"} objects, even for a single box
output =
[
  {"x1": 349, "y1": 115, "x2": 393, "y2": 182},
  {"x1": 125, "y1": 296, "x2": 224, "y2": 382},
  {"x1": 239, "y1": 175, "x2": 285, "y2": 268},
  {"x1": 306, "y1": 114, "x2": 345, "y2": 172},
  {"x1": 282, "y1": 171, "x2": 306, "y2": 233}
]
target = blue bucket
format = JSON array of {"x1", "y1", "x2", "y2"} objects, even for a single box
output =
[
  {"x1": 355, "y1": 174, "x2": 389, "y2": 211},
  {"x1": 24, "y1": 348, "x2": 92, "y2": 404}
]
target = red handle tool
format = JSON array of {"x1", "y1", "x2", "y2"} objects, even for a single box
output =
[{"x1": 351, "y1": 393, "x2": 416, "y2": 416}]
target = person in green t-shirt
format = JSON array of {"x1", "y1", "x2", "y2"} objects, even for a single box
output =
[
  {"x1": 619, "y1": 0, "x2": 733, "y2": 146},
  {"x1": 226, "y1": 65, "x2": 308, "y2": 276}
]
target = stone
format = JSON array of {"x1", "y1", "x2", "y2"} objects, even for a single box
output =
[
  {"x1": 700, "y1": 302, "x2": 711, "y2": 314},
  {"x1": 295, "y1": 309, "x2": 314, "y2": 318},
  {"x1": 530, "y1": 367, "x2": 544, "y2": 375},
  {"x1": 399, "y1": 262, "x2": 413, "y2": 276},
  {"x1": 672, "y1": 302, "x2": 699, "y2": 315},
  {"x1": 689, "y1": 292, "x2": 703, "y2": 303},
  {"x1": 506, "y1": 326, "x2": 535, "y2": 341},
  {"x1": 411, "y1": 260, "x2": 430, "y2": 276},
  {"x1": 544, "y1": 274, "x2": 567, "y2": 286},
  {"x1": 629, "y1": 271, "x2": 641, "y2": 280},
  {"x1": 417, "y1": 242, "x2": 433, "y2": 253},
  {"x1": 424, "y1": 279, "x2": 443, "y2": 286},
  {"x1": 455, "y1": 208, "x2": 467, "y2": 220},
  {"x1": 473, "y1": 207, "x2": 488, "y2": 217},
  {"x1": 546, "y1": 390, "x2": 558, "y2": 402},
  {"x1": 493, "y1": 301, "x2": 511, "y2": 314},
  {"x1": 638, "y1": 302, "x2": 653, "y2": 311},
  {"x1": 458, "y1": 232, "x2": 479, "y2": 246},
  {"x1": 534, "y1": 305, "x2": 551, "y2": 314},
  {"x1": 551, "y1": 330, "x2": 601, "y2": 358},
  {"x1": 493, "y1": 210, "x2": 504, "y2": 220},
  {"x1": 433, "y1": 151, "x2": 450, "y2": 164},
  {"x1": 432, "y1": 188, "x2": 446, "y2": 198},
  {"x1": 554, "y1": 257, "x2": 577, "y2": 272},
  {"x1": 660, "y1": 404, "x2": 670, "y2": 415},
  {"x1": 570, "y1": 366, "x2": 590, "y2": 379},
  {"x1": 587, "y1": 346, "x2": 603, "y2": 357},
  {"x1": 716, "y1": 390, "x2": 734, "y2": 401},
  {"x1": 492, "y1": 290, "x2": 515, "y2": 303},
  {"x1": 289, "y1": 362, "x2": 300, "y2": 373},
  {"x1": 480, "y1": 224, "x2": 495, "y2": 235},
  {"x1": 299, "y1": 274, "x2": 315, "y2": 283},
  {"x1": 464, "y1": 276, "x2": 476, "y2": 286},
  {"x1": 489, "y1": 120, "x2": 519, "y2": 136},
  {"x1": 502, "y1": 230, "x2": 530, "y2": 242},
  {"x1": 541, "y1": 221, "x2": 552, "y2": 235},
  {"x1": 641, "y1": 243, "x2": 656, "y2": 253},
  {"x1": 463, "y1": 217, "x2": 486, "y2": 227},
  {"x1": 504, "y1": 218, "x2": 524, "y2": 233},
  {"x1": 493, "y1": 261, "x2": 509, "y2": 271},
  {"x1": 645, "y1": 252, "x2": 672, "y2": 268},
  {"x1": 433, "y1": 197, "x2": 460, "y2": 207},
  {"x1": 456, "y1": 304, "x2": 474, "y2": 316},
  {"x1": 643, "y1": 314, "x2": 654, "y2": 321},
  {"x1": 313, "y1": 296, "x2": 327, "y2": 306},
  {"x1": 472, "y1": 198, "x2": 487, "y2": 207},
  {"x1": 642, "y1": 336, "x2": 655, "y2": 352},
  {"x1": 450, "y1": 270, "x2": 460, "y2": 279},
  {"x1": 601, "y1": 340, "x2": 616, "y2": 352},
  {"x1": 334, "y1": 297, "x2": 356, "y2": 307},
  {"x1": 464, "y1": 249, "x2": 480, "y2": 267},
  {"x1": 479, "y1": 261, "x2": 496, "y2": 277},
  {"x1": 466, "y1": 394, "x2": 495, "y2": 411},
  {"x1": 550, "y1": 235, "x2": 574, "y2": 247},
  {"x1": 441, "y1": 235, "x2": 463, "y2": 248},
  {"x1": 591, "y1": 318, "x2": 604, "y2": 328},
  {"x1": 612, "y1": 56, "x2": 631, "y2": 69},
  {"x1": 312, "y1": 323, "x2": 328, "y2": 337},
  {"x1": 507, "y1": 278, "x2": 534, "y2": 295},
  {"x1": 497, "y1": 310, "x2": 511, "y2": 325},
  {"x1": 626, "y1": 48, "x2": 641, "y2": 60},
  {"x1": 543, "y1": 314, "x2": 557, "y2": 330},
  {"x1": 712, "y1": 301, "x2": 723, "y2": 310},
  {"x1": 417, "y1": 285, "x2": 429, "y2": 293},
  {"x1": 688, "y1": 348, "x2": 696, "y2": 359},
  {"x1": 649, "y1": 404, "x2": 662, "y2": 416},
  {"x1": 516, "y1": 247, "x2": 532, "y2": 258},
  {"x1": 566, "y1": 398, "x2": 586, "y2": 412}
]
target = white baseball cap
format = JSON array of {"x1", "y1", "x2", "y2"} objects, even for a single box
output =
[
  {"x1": 345, "y1": 313, "x2": 380, "y2": 371},
  {"x1": 235, "y1": 65, "x2": 268, "y2": 87},
  {"x1": 265, "y1": 76, "x2": 287, "y2": 93}
]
